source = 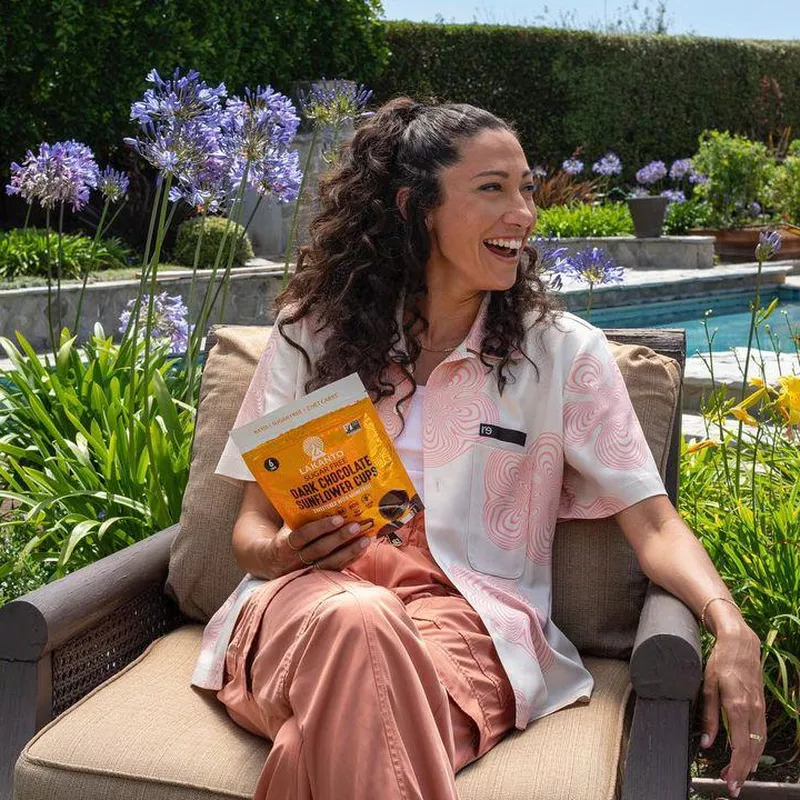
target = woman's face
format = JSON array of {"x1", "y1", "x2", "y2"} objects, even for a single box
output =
[{"x1": 425, "y1": 128, "x2": 537, "y2": 295}]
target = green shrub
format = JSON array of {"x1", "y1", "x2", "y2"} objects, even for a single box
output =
[
  {"x1": 172, "y1": 216, "x2": 254, "y2": 270},
  {"x1": 663, "y1": 198, "x2": 712, "y2": 235},
  {"x1": 0, "y1": 507, "x2": 50, "y2": 606},
  {"x1": 771, "y1": 151, "x2": 800, "y2": 224},
  {"x1": 0, "y1": 327, "x2": 199, "y2": 580},
  {"x1": 375, "y1": 23, "x2": 800, "y2": 182},
  {"x1": 536, "y1": 202, "x2": 633, "y2": 237},
  {"x1": 0, "y1": 228, "x2": 133, "y2": 281},
  {"x1": 691, "y1": 131, "x2": 777, "y2": 228}
]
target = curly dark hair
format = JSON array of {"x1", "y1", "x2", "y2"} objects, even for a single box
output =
[{"x1": 277, "y1": 96, "x2": 558, "y2": 421}]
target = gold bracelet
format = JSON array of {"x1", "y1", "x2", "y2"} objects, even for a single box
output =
[{"x1": 699, "y1": 596, "x2": 739, "y2": 632}]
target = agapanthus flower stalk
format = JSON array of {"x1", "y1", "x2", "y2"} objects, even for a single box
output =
[
  {"x1": 591, "y1": 153, "x2": 622, "y2": 176},
  {"x1": 550, "y1": 246, "x2": 623, "y2": 317},
  {"x1": 119, "y1": 292, "x2": 191, "y2": 352},
  {"x1": 561, "y1": 158, "x2": 584, "y2": 176},
  {"x1": 6, "y1": 140, "x2": 99, "y2": 211},
  {"x1": 298, "y1": 79, "x2": 372, "y2": 128},
  {"x1": 98, "y1": 166, "x2": 130, "y2": 203}
]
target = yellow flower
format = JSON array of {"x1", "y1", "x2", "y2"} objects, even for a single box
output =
[
  {"x1": 686, "y1": 439, "x2": 719, "y2": 453},
  {"x1": 729, "y1": 406, "x2": 759, "y2": 426},
  {"x1": 748, "y1": 376, "x2": 765, "y2": 388},
  {"x1": 775, "y1": 375, "x2": 800, "y2": 426}
]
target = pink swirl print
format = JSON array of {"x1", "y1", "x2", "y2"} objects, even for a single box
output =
[
  {"x1": 526, "y1": 434, "x2": 563, "y2": 564},
  {"x1": 563, "y1": 352, "x2": 647, "y2": 470},
  {"x1": 513, "y1": 688, "x2": 530, "y2": 726},
  {"x1": 233, "y1": 328, "x2": 282, "y2": 427},
  {"x1": 558, "y1": 473, "x2": 626, "y2": 519},
  {"x1": 423, "y1": 360, "x2": 498, "y2": 467},
  {"x1": 481, "y1": 433, "x2": 562, "y2": 564},
  {"x1": 483, "y1": 450, "x2": 527, "y2": 551},
  {"x1": 449, "y1": 565, "x2": 555, "y2": 673}
]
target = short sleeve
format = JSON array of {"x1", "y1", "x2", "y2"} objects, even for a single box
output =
[
  {"x1": 215, "y1": 313, "x2": 305, "y2": 482},
  {"x1": 557, "y1": 325, "x2": 667, "y2": 520}
]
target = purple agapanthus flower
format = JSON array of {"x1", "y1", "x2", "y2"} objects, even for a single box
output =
[
  {"x1": 532, "y1": 234, "x2": 569, "y2": 290},
  {"x1": 6, "y1": 140, "x2": 99, "y2": 210},
  {"x1": 661, "y1": 189, "x2": 686, "y2": 204},
  {"x1": 748, "y1": 201, "x2": 762, "y2": 218},
  {"x1": 124, "y1": 68, "x2": 227, "y2": 190},
  {"x1": 299, "y1": 79, "x2": 372, "y2": 126},
  {"x1": 98, "y1": 166, "x2": 129, "y2": 203},
  {"x1": 630, "y1": 186, "x2": 651, "y2": 198},
  {"x1": 591, "y1": 153, "x2": 622, "y2": 176},
  {"x1": 755, "y1": 230, "x2": 781, "y2": 262},
  {"x1": 635, "y1": 161, "x2": 667, "y2": 185},
  {"x1": 220, "y1": 86, "x2": 301, "y2": 202},
  {"x1": 531, "y1": 165, "x2": 548, "y2": 179},
  {"x1": 551, "y1": 246, "x2": 624, "y2": 288},
  {"x1": 669, "y1": 159, "x2": 694, "y2": 180},
  {"x1": 119, "y1": 292, "x2": 191, "y2": 351},
  {"x1": 562, "y1": 158, "x2": 584, "y2": 175},
  {"x1": 689, "y1": 172, "x2": 709, "y2": 186}
]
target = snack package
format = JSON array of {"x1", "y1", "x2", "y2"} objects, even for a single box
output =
[{"x1": 230, "y1": 373, "x2": 423, "y2": 543}]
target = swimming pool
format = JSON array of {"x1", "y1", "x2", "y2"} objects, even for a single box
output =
[{"x1": 580, "y1": 287, "x2": 800, "y2": 354}]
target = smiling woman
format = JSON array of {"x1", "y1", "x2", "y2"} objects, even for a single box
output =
[{"x1": 195, "y1": 97, "x2": 767, "y2": 800}]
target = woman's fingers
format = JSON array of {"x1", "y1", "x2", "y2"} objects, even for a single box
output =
[
  {"x1": 700, "y1": 671, "x2": 721, "y2": 750},
  {"x1": 286, "y1": 515, "x2": 346, "y2": 551},
  {"x1": 314, "y1": 535, "x2": 371, "y2": 571},
  {"x1": 298, "y1": 522, "x2": 364, "y2": 563},
  {"x1": 724, "y1": 702, "x2": 759, "y2": 796}
]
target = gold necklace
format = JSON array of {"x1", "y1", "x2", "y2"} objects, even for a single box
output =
[{"x1": 419, "y1": 342, "x2": 459, "y2": 354}]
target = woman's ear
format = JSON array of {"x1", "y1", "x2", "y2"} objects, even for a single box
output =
[{"x1": 395, "y1": 187, "x2": 410, "y2": 220}]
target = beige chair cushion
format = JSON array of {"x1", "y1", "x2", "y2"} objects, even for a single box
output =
[
  {"x1": 167, "y1": 326, "x2": 272, "y2": 621},
  {"x1": 16, "y1": 626, "x2": 632, "y2": 800},
  {"x1": 552, "y1": 344, "x2": 680, "y2": 658},
  {"x1": 166, "y1": 327, "x2": 681, "y2": 657}
]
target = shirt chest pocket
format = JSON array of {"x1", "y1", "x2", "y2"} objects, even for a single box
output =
[{"x1": 466, "y1": 438, "x2": 530, "y2": 580}]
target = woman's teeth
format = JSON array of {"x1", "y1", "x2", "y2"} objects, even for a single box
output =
[{"x1": 484, "y1": 238, "x2": 522, "y2": 257}]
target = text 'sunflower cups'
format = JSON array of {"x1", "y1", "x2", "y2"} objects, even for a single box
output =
[{"x1": 231, "y1": 373, "x2": 423, "y2": 539}]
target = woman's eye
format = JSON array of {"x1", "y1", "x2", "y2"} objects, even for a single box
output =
[
  {"x1": 479, "y1": 183, "x2": 502, "y2": 191},
  {"x1": 522, "y1": 183, "x2": 537, "y2": 193}
]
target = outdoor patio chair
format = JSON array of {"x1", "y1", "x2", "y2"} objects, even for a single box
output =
[{"x1": 0, "y1": 325, "x2": 702, "y2": 800}]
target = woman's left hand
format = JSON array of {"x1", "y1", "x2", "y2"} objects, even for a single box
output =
[{"x1": 700, "y1": 622, "x2": 766, "y2": 798}]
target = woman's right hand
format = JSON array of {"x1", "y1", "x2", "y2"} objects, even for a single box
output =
[{"x1": 263, "y1": 516, "x2": 371, "y2": 579}]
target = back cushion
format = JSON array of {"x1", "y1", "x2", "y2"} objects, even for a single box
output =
[
  {"x1": 166, "y1": 326, "x2": 272, "y2": 621},
  {"x1": 167, "y1": 327, "x2": 681, "y2": 659},
  {"x1": 551, "y1": 345, "x2": 680, "y2": 658}
]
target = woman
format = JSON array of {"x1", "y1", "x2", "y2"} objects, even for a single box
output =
[{"x1": 195, "y1": 98, "x2": 765, "y2": 800}]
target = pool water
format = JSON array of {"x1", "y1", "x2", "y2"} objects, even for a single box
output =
[{"x1": 580, "y1": 287, "x2": 800, "y2": 354}]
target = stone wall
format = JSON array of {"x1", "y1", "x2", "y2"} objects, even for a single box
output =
[{"x1": 0, "y1": 268, "x2": 285, "y2": 352}]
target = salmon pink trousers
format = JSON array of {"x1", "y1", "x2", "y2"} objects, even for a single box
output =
[{"x1": 217, "y1": 515, "x2": 516, "y2": 800}]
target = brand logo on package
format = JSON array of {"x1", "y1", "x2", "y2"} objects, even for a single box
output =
[{"x1": 303, "y1": 436, "x2": 326, "y2": 461}]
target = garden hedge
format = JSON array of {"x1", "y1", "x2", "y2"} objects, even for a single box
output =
[
  {"x1": 375, "y1": 23, "x2": 800, "y2": 177},
  {"x1": 0, "y1": 0, "x2": 388, "y2": 214}
]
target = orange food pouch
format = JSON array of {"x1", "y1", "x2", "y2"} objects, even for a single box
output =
[{"x1": 230, "y1": 373, "x2": 422, "y2": 540}]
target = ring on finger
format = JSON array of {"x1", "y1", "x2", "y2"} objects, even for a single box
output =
[
  {"x1": 749, "y1": 733, "x2": 764, "y2": 742},
  {"x1": 312, "y1": 561, "x2": 321, "y2": 570},
  {"x1": 298, "y1": 550, "x2": 314, "y2": 566},
  {"x1": 285, "y1": 533, "x2": 302, "y2": 552}
]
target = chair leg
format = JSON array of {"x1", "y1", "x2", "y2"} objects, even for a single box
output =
[
  {"x1": 0, "y1": 658, "x2": 51, "y2": 800},
  {"x1": 622, "y1": 697, "x2": 691, "y2": 800}
]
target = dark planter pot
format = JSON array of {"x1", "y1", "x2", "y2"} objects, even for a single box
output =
[
  {"x1": 627, "y1": 196, "x2": 670, "y2": 238},
  {"x1": 690, "y1": 224, "x2": 800, "y2": 263}
]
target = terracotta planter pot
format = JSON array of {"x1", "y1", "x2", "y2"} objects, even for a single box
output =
[
  {"x1": 626, "y1": 196, "x2": 670, "y2": 238},
  {"x1": 690, "y1": 224, "x2": 800, "y2": 263}
]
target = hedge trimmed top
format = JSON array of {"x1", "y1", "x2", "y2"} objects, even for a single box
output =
[{"x1": 374, "y1": 23, "x2": 800, "y2": 179}]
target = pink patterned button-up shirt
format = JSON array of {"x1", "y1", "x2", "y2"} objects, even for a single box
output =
[{"x1": 193, "y1": 296, "x2": 666, "y2": 729}]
